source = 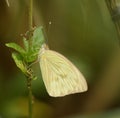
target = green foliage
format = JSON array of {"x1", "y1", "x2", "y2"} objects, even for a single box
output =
[
  {"x1": 5, "y1": 26, "x2": 45, "y2": 76},
  {"x1": 24, "y1": 26, "x2": 45, "y2": 62},
  {"x1": 6, "y1": 43, "x2": 26, "y2": 55},
  {"x1": 12, "y1": 53, "x2": 27, "y2": 74}
]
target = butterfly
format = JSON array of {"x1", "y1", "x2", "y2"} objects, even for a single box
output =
[{"x1": 38, "y1": 44, "x2": 88, "y2": 97}]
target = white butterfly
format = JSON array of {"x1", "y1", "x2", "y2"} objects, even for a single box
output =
[{"x1": 38, "y1": 44, "x2": 88, "y2": 97}]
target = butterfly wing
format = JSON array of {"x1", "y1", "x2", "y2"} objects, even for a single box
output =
[{"x1": 39, "y1": 49, "x2": 88, "y2": 97}]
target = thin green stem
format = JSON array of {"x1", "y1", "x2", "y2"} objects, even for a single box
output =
[
  {"x1": 28, "y1": 0, "x2": 33, "y2": 31},
  {"x1": 29, "y1": 90, "x2": 33, "y2": 118},
  {"x1": 105, "y1": 0, "x2": 120, "y2": 44},
  {"x1": 28, "y1": 0, "x2": 33, "y2": 47},
  {"x1": 27, "y1": 0, "x2": 33, "y2": 118},
  {"x1": 27, "y1": 75, "x2": 33, "y2": 118}
]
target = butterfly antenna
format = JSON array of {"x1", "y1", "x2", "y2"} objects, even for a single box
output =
[
  {"x1": 42, "y1": 21, "x2": 52, "y2": 44},
  {"x1": 47, "y1": 21, "x2": 52, "y2": 36}
]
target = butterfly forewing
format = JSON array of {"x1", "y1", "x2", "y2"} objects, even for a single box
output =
[{"x1": 39, "y1": 48, "x2": 88, "y2": 97}]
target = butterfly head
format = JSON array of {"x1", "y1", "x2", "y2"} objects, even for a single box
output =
[
  {"x1": 41, "y1": 43, "x2": 49, "y2": 50},
  {"x1": 38, "y1": 43, "x2": 49, "y2": 58}
]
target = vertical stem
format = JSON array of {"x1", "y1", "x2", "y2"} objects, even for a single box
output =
[
  {"x1": 28, "y1": 0, "x2": 33, "y2": 31},
  {"x1": 28, "y1": 0, "x2": 33, "y2": 118},
  {"x1": 105, "y1": 0, "x2": 120, "y2": 44},
  {"x1": 27, "y1": 76, "x2": 33, "y2": 118}
]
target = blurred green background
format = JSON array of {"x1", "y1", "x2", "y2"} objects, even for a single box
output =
[{"x1": 1, "y1": 0, "x2": 120, "y2": 118}]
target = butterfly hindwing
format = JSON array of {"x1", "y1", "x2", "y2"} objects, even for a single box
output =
[{"x1": 39, "y1": 49, "x2": 87, "y2": 97}]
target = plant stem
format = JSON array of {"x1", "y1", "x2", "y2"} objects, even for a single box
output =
[
  {"x1": 105, "y1": 0, "x2": 120, "y2": 44},
  {"x1": 27, "y1": 0, "x2": 33, "y2": 118},
  {"x1": 28, "y1": 0, "x2": 33, "y2": 31},
  {"x1": 27, "y1": 75, "x2": 33, "y2": 118},
  {"x1": 29, "y1": 90, "x2": 33, "y2": 118}
]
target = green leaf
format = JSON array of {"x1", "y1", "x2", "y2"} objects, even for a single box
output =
[
  {"x1": 12, "y1": 53, "x2": 27, "y2": 74},
  {"x1": 23, "y1": 26, "x2": 45, "y2": 63},
  {"x1": 6, "y1": 26, "x2": 46, "y2": 63},
  {"x1": 6, "y1": 43, "x2": 26, "y2": 55},
  {"x1": 32, "y1": 26, "x2": 45, "y2": 51},
  {"x1": 23, "y1": 37, "x2": 29, "y2": 52},
  {"x1": 24, "y1": 50, "x2": 38, "y2": 63}
]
